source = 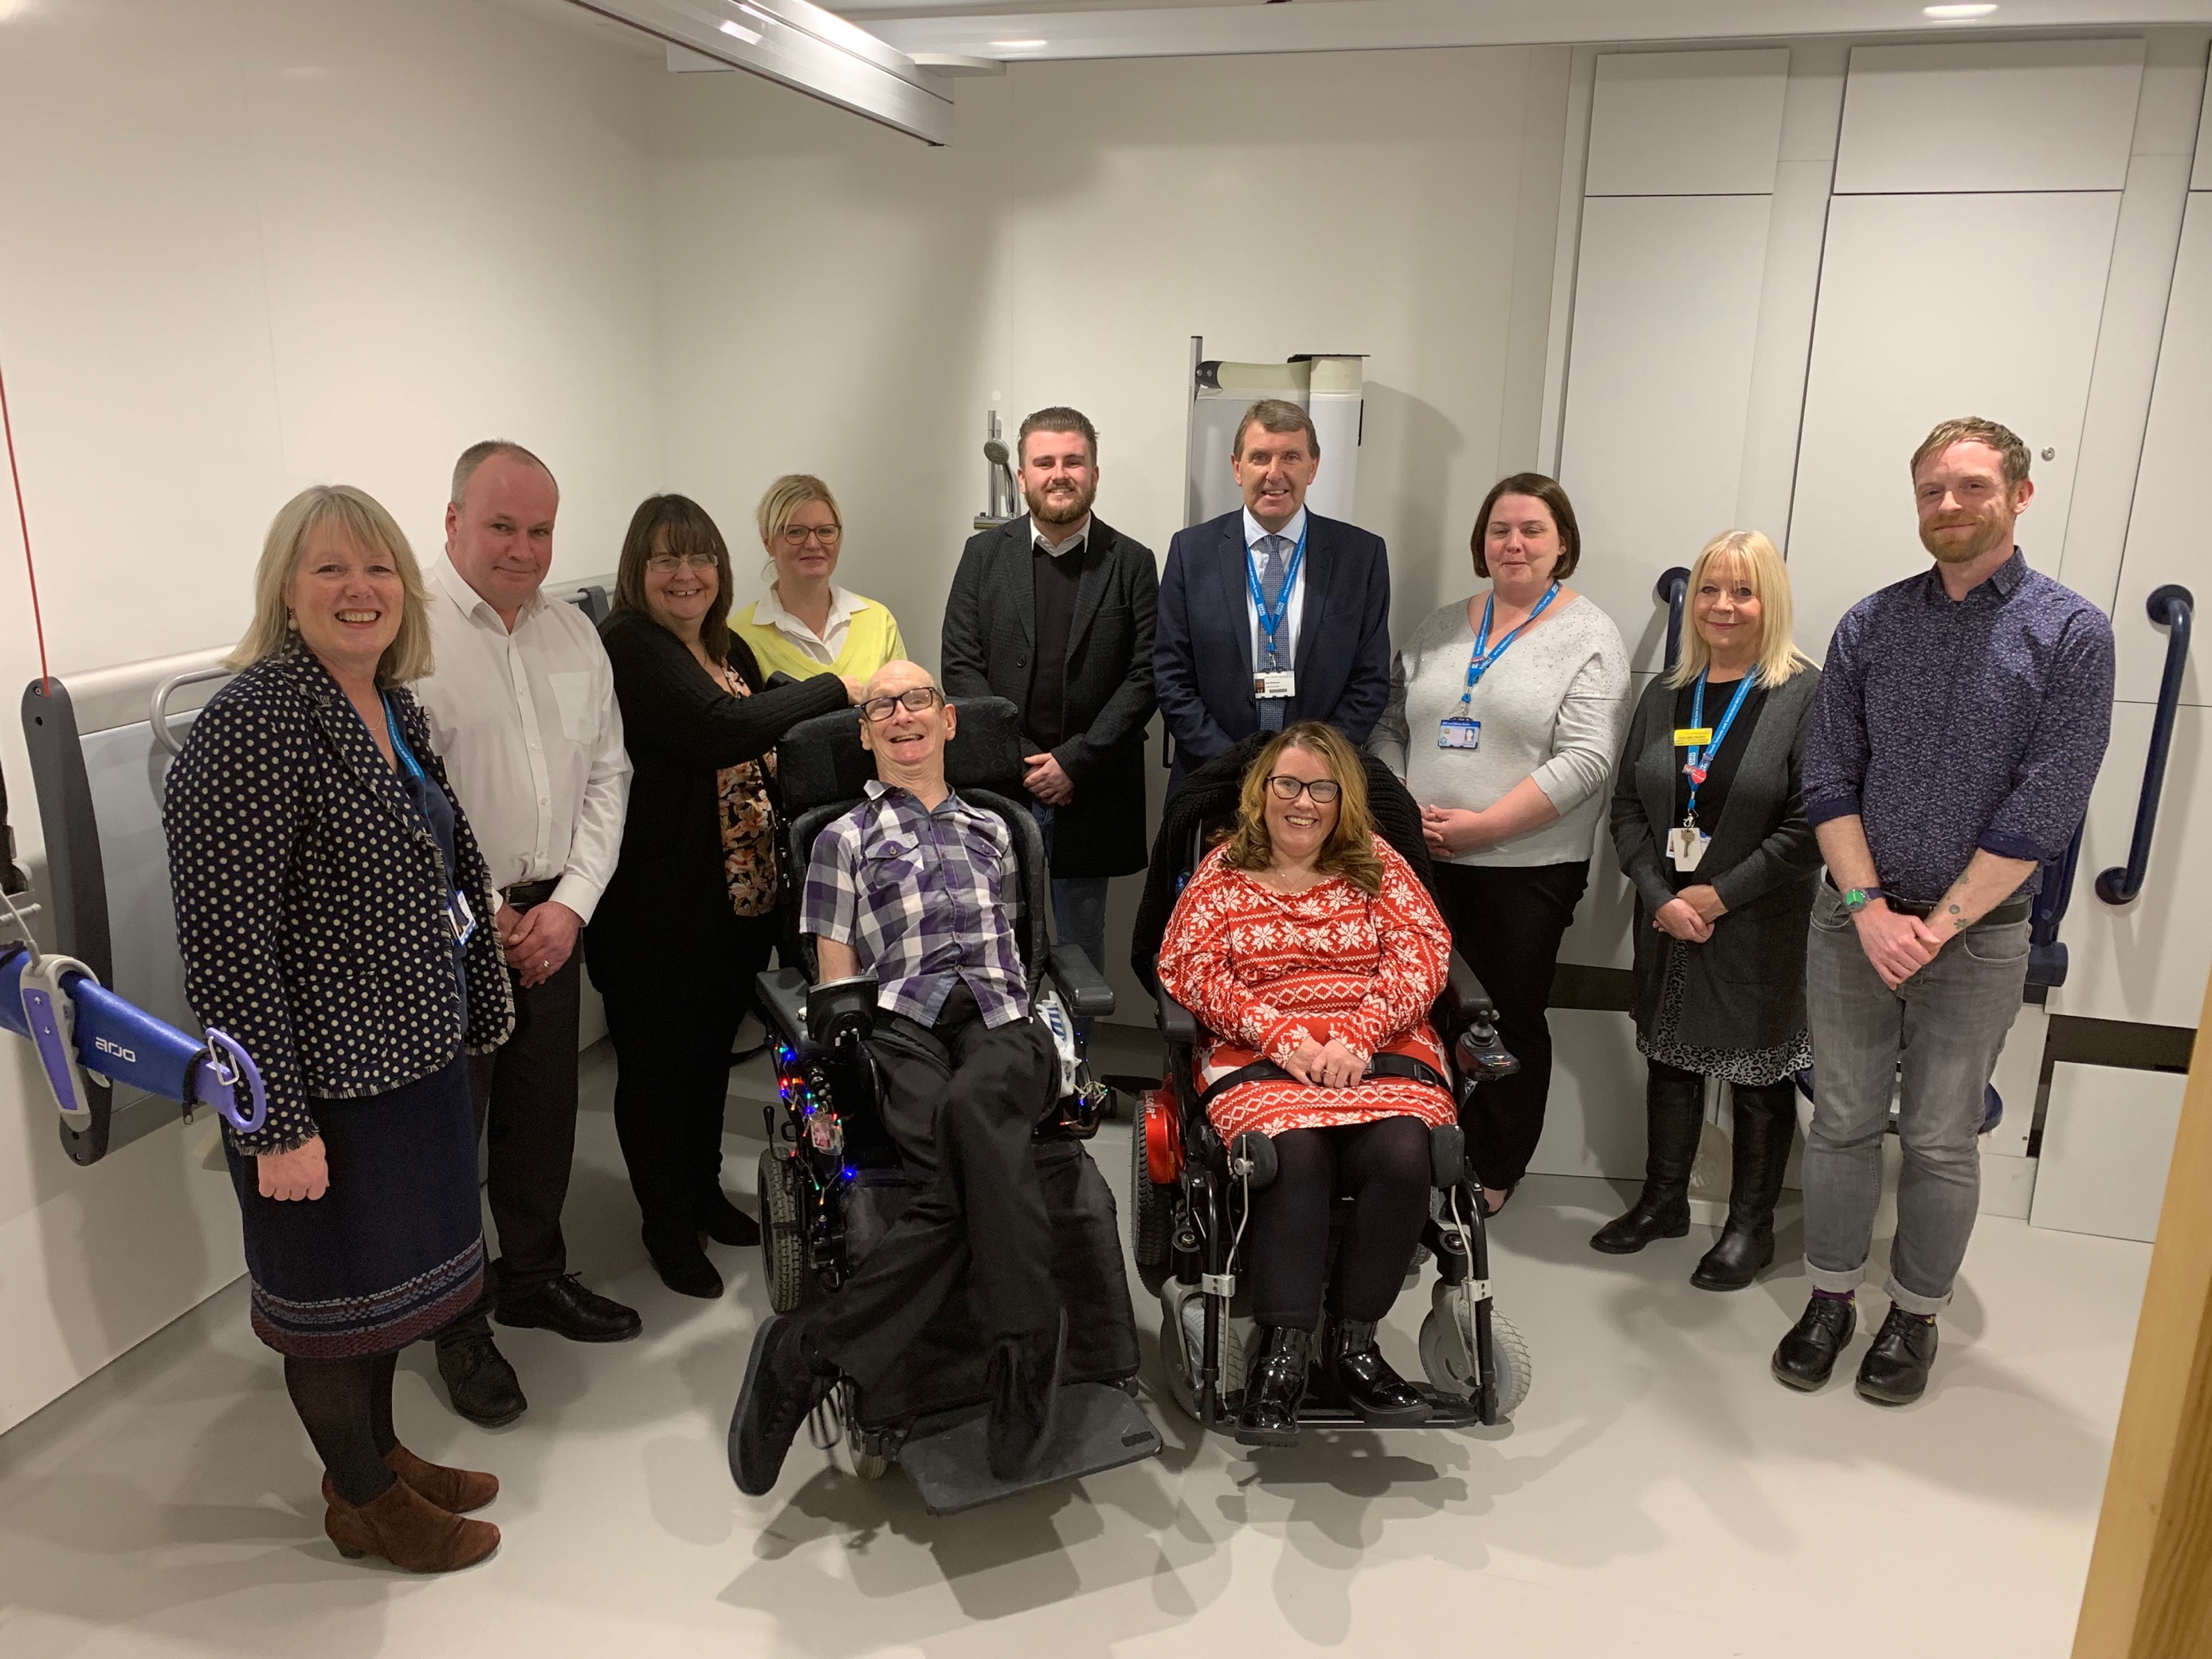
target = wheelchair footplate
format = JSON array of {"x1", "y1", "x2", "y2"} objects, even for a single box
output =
[
  {"x1": 895, "y1": 1382, "x2": 1163, "y2": 1516},
  {"x1": 1284, "y1": 1386, "x2": 1486, "y2": 1433}
]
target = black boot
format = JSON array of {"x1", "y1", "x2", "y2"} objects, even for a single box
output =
[
  {"x1": 1328, "y1": 1318, "x2": 1430, "y2": 1426},
  {"x1": 1235, "y1": 1325, "x2": 1312, "y2": 1448},
  {"x1": 644, "y1": 1226, "x2": 723, "y2": 1299},
  {"x1": 698, "y1": 1190, "x2": 761, "y2": 1248},
  {"x1": 1590, "y1": 1065, "x2": 1704, "y2": 1254},
  {"x1": 1692, "y1": 1082, "x2": 1796, "y2": 1291},
  {"x1": 986, "y1": 1309, "x2": 1069, "y2": 1478},
  {"x1": 1856, "y1": 1304, "x2": 1939, "y2": 1406}
]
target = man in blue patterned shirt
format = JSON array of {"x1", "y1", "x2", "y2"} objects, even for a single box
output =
[
  {"x1": 734, "y1": 661, "x2": 1066, "y2": 1492},
  {"x1": 1774, "y1": 418, "x2": 2114, "y2": 1407}
]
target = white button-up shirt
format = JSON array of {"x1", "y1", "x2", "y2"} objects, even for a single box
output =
[
  {"x1": 414, "y1": 558, "x2": 631, "y2": 921},
  {"x1": 751, "y1": 582, "x2": 869, "y2": 667},
  {"x1": 1241, "y1": 504, "x2": 1308, "y2": 670}
]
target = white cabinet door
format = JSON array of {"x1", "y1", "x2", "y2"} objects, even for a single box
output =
[
  {"x1": 1785, "y1": 190, "x2": 2122, "y2": 661},
  {"x1": 1557, "y1": 194, "x2": 1774, "y2": 678},
  {"x1": 2057, "y1": 700, "x2": 2212, "y2": 1030},
  {"x1": 2111, "y1": 194, "x2": 2212, "y2": 709}
]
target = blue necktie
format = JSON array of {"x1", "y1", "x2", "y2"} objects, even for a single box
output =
[{"x1": 1258, "y1": 535, "x2": 1289, "y2": 731}]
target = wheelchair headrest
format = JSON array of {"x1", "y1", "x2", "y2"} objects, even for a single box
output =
[{"x1": 777, "y1": 696, "x2": 1029, "y2": 816}]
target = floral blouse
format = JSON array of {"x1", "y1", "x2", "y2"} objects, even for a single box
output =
[{"x1": 716, "y1": 666, "x2": 779, "y2": 917}]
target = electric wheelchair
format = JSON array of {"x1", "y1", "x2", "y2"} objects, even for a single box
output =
[
  {"x1": 732, "y1": 696, "x2": 1160, "y2": 1512},
  {"x1": 1126, "y1": 743, "x2": 1535, "y2": 1437}
]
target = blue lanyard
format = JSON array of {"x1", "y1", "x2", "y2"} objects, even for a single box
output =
[
  {"x1": 382, "y1": 696, "x2": 428, "y2": 785},
  {"x1": 1244, "y1": 526, "x2": 1308, "y2": 670},
  {"x1": 1683, "y1": 669, "x2": 1755, "y2": 823},
  {"x1": 1459, "y1": 582, "x2": 1560, "y2": 706}
]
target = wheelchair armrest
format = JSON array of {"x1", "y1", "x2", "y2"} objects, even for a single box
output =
[
  {"x1": 754, "y1": 967, "x2": 812, "y2": 1051},
  {"x1": 1047, "y1": 942, "x2": 1116, "y2": 1019},
  {"x1": 806, "y1": 975, "x2": 880, "y2": 1049},
  {"x1": 1441, "y1": 951, "x2": 1496, "y2": 1026},
  {"x1": 1155, "y1": 990, "x2": 1198, "y2": 1050}
]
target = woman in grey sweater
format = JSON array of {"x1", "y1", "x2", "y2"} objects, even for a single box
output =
[
  {"x1": 1593, "y1": 529, "x2": 1822, "y2": 1288},
  {"x1": 1373, "y1": 473, "x2": 1630, "y2": 1214}
]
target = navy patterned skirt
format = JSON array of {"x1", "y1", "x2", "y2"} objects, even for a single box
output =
[{"x1": 222, "y1": 1054, "x2": 484, "y2": 1359}]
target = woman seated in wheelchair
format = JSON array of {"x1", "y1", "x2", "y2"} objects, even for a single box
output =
[{"x1": 1157, "y1": 722, "x2": 1457, "y2": 1445}]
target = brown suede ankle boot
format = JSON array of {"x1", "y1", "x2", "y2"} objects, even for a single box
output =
[
  {"x1": 324, "y1": 1448, "x2": 499, "y2": 1516},
  {"x1": 323, "y1": 1475, "x2": 500, "y2": 1571}
]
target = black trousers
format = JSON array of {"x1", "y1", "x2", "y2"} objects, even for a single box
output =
[
  {"x1": 602, "y1": 912, "x2": 778, "y2": 1247},
  {"x1": 806, "y1": 982, "x2": 1060, "y2": 1388},
  {"x1": 434, "y1": 903, "x2": 580, "y2": 1352},
  {"x1": 1433, "y1": 859, "x2": 1590, "y2": 1190},
  {"x1": 1249, "y1": 1117, "x2": 1433, "y2": 1329}
]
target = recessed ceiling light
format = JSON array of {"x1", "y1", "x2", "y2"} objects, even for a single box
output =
[
  {"x1": 990, "y1": 39, "x2": 1047, "y2": 49},
  {"x1": 1924, "y1": 3, "x2": 1998, "y2": 17}
]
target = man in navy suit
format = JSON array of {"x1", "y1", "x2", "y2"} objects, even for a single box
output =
[{"x1": 1155, "y1": 398, "x2": 1391, "y2": 791}]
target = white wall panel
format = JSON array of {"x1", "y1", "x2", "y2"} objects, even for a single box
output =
[
  {"x1": 1527, "y1": 1008, "x2": 1645, "y2": 1179},
  {"x1": 1834, "y1": 40, "x2": 2144, "y2": 194},
  {"x1": 2031, "y1": 1062, "x2": 2186, "y2": 1242},
  {"x1": 1556, "y1": 194, "x2": 1772, "y2": 677},
  {"x1": 1585, "y1": 49, "x2": 1787, "y2": 196},
  {"x1": 1786, "y1": 190, "x2": 2120, "y2": 661},
  {"x1": 2111, "y1": 193, "x2": 2212, "y2": 708},
  {"x1": 2060, "y1": 702, "x2": 2212, "y2": 1030}
]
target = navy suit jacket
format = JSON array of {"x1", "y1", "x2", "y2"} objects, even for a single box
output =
[{"x1": 1154, "y1": 508, "x2": 1392, "y2": 776}]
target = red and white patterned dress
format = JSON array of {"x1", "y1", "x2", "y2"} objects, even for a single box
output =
[{"x1": 1156, "y1": 834, "x2": 1457, "y2": 1143}]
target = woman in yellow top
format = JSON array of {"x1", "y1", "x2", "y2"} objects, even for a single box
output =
[{"x1": 730, "y1": 474, "x2": 905, "y2": 682}]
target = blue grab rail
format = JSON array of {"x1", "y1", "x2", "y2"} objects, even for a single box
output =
[{"x1": 2096, "y1": 585, "x2": 2194, "y2": 906}]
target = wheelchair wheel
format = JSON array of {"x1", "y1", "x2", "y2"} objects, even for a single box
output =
[
  {"x1": 1419, "y1": 1282, "x2": 1532, "y2": 1422},
  {"x1": 1130, "y1": 1115, "x2": 1174, "y2": 1270},
  {"x1": 758, "y1": 1148, "x2": 807, "y2": 1315}
]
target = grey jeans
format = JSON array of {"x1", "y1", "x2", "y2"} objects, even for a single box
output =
[{"x1": 1801, "y1": 880, "x2": 2030, "y2": 1316}]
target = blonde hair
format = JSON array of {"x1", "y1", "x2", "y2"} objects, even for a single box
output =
[
  {"x1": 1217, "y1": 723, "x2": 1384, "y2": 896},
  {"x1": 1666, "y1": 529, "x2": 1811, "y2": 690},
  {"x1": 229, "y1": 484, "x2": 433, "y2": 684},
  {"x1": 755, "y1": 473, "x2": 841, "y2": 549}
]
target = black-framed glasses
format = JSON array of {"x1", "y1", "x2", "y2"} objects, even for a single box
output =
[
  {"x1": 861, "y1": 687, "x2": 944, "y2": 722},
  {"x1": 645, "y1": 551, "x2": 718, "y2": 574},
  {"x1": 1265, "y1": 774, "x2": 1341, "y2": 805}
]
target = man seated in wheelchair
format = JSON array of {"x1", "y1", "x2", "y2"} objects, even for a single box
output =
[
  {"x1": 734, "y1": 661, "x2": 1073, "y2": 1493},
  {"x1": 1156, "y1": 722, "x2": 1456, "y2": 1445}
]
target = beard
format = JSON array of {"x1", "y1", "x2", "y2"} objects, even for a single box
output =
[
  {"x1": 1920, "y1": 509, "x2": 2012, "y2": 565},
  {"x1": 1026, "y1": 480, "x2": 1096, "y2": 528}
]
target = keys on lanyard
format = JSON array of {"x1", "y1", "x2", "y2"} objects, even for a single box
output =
[
  {"x1": 1440, "y1": 582, "x2": 1559, "y2": 750},
  {"x1": 1674, "y1": 669, "x2": 1755, "y2": 822}
]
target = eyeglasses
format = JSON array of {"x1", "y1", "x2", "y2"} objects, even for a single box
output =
[
  {"x1": 780, "y1": 525, "x2": 842, "y2": 548},
  {"x1": 1265, "y1": 774, "x2": 1341, "y2": 805},
  {"x1": 645, "y1": 551, "x2": 718, "y2": 574},
  {"x1": 861, "y1": 687, "x2": 944, "y2": 722}
]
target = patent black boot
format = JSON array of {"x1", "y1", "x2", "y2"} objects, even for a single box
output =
[
  {"x1": 1235, "y1": 1325, "x2": 1311, "y2": 1448},
  {"x1": 1692, "y1": 1081, "x2": 1797, "y2": 1291},
  {"x1": 1328, "y1": 1318, "x2": 1430, "y2": 1426},
  {"x1": 1590, "y1": 1065, "x2": 1704, "y2": 1254}
]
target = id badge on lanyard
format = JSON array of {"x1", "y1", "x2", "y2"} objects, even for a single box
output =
[
  {"x1": 386, "y1": 696, "x2": 477, "y2": 948},
  {"x1": 1437, "y1": 717, "x2": 1481, "y2": 751},
  {"x1": 1669, "y1": 671, "x2": 1752, "y2": 874},
  {"x1": 1443, "y1": 582, "x2": 1558, "y2": 750},
  {"x1": 1246, "y1": 528, "x2": 1306, "y2": 705}
]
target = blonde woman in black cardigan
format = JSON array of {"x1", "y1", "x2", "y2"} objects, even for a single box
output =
[{"x1": 1594, "y1": 530, "x2": 1822, "y2": 1289}]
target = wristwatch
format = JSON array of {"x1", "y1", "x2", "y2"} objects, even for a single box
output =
[{"x1": 1839, "y1": 885, "x2": 1885, "y2": 914}]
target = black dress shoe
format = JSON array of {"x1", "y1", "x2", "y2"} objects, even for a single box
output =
[
  {"x1": 1856, "y1": 1305, "x2": 1939, "y2": 1406},
  {"x1": 496, "y1": 1273, "x2": 644, "y2": 1342},
  {"x1": 642, "y1": 1231, "x2": 724, "y2": 1300},
  {"x1": 1771, "y1": 1295, "x2": 1856, "y2": 1392},
  {"x1": 1327, "y1": 1318, "x2": 1430, "y2": 1426},
  {"x1": 699, "y1": 1190, "x2": 761, "y2": 1249},
  {"x1": 436, "y1": 1332, "x2": 528, "y2": 1427},
  {"x1": 730, "y1": 1314, "x2": 837, "y2": 1496},
  {"x1": 986, "y1": 1309, "x2": 1068, "y2": 1478},
  {"x1": 1236, "y1": 1324, "x2": 1311, "y2": 1447}
]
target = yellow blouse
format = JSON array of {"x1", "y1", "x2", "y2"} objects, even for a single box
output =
[{"x1": 731, "y1": 586, "x2": 905, "y2": 684}]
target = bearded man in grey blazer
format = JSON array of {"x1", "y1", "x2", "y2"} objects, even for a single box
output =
[{"x1": 941, "y1": 406, "x2": 1159, "y2": 1026}]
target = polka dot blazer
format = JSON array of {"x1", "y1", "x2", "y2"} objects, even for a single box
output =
[{"x1": 163, "y1": 638, "x2": 515, "y2": 1154}]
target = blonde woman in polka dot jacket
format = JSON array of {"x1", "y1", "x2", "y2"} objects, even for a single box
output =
[{"x1": 164, "y1": 485, "x2": 516, "y2": 1573}]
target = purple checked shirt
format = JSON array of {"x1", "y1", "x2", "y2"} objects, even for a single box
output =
[
  {"x1": 1802, "y1": 549, "x2": 2115, "y2": 904},
  {"x1": 800, "y1": 780, "x2": 1030, "y2": 1030}
]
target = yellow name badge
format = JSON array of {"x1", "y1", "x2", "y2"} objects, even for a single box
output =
[{"x1": 1673, "y1": 727, "x2": 1714, "y2": 747}]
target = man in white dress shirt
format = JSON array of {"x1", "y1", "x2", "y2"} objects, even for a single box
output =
[{"x1": 414, "y1": 441, "x2": 641, "y2": 1428}]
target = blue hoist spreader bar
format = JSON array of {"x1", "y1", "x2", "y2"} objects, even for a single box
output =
[{"x1": 0, "y1": 940, "x2": 266, "y2": 1139}]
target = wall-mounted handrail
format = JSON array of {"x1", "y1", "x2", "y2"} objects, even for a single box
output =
[
  {"x1": 1656, "y1": 567, "x2": 1691, "y2": 671},
  {"x1": 2095, "y1": 584, "x2": 2193, "y2": 906},
  {"x1": 148, "y1": 667, "x2": 235, "y2": 758},
  {"x1": 2025, "y1": 822, "x2": 2084, "y2": 996}
]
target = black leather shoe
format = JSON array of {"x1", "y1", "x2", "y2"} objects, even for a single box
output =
[
  {"x1": 1590, "y1": 1190, "x2": 1691, "y2": 1254},
  {"x1": 1692, "y1": 1081, "x2": 1795, "y2": 1292},
  {"x1": 729, "y1": 1315, "x2": 836, "y2": 1496},
  {"x1": 1772, "y1": 1296, "x2": 1855, "y2": 1391},
  {"x1": 985, "y1": 1309, "x2": 1068, "y2": 1478},
  {"x1": 643, "y1": 1231, "x2": 724, "y2": 1300},
  {"x1": 699, "y1": 1190, "x2": 761, "y2": 1249},
  {"x1": 436, "y1": 1332, "x2": 528, "y2": 1427},
  {"x1": 1591, "y1": 1065, "x2": 1704, "y2": 1254},
  {"x1": 1856, "y1": 1305, "x2": 1939, "y2": 1406},
  {"x1": 1236, "y1": 1324, "x2": 1311, "y2": 1447},
  {"x1": 496, "y1": 1273, "x2": 643, "y2": 1342},
  {"x1": 1328, "y1": 1318, "x2": 1430, "y2": 1426}
]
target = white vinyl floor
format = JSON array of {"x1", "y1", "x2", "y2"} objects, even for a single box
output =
[{"x1": 0, "y1": 1037, "x2": 2154, "y2": 1659}]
